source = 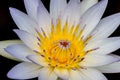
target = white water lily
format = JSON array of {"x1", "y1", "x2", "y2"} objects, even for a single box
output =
[{"x1": 1, "y1": 0, "x2": 120, "y2": 80}]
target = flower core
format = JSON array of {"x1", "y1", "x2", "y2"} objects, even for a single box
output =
[
  {"x1": 59, "y1": 40, "x2": 70, "y2": 48},
  {"x1": 35, "y1": 19, "x2": 89, "y2": 69}
]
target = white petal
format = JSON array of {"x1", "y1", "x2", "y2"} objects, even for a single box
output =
[
  {"x1": 80, "y1": 0, "x2": 98, "y2": 15},
  {"x1": 91, "y1": 13, "x2": 120, "y2": 41},
  {"x1": 96, "y1": 58, "x2": 120, "y2": 73},
  {"x1": 80, "y1": 68, "x2": 107, "y2": 80},
  {"x1": 27, "y1": 54, "x2": 49, "y2": 67},
  {"x1": 14, "y1": 29, "x2": 40, "y2": 51},
  {"x1": 69, "y1": 69, "x2": 83, "y2": 80},
  {"x1": 61, "y1": 0, "x2": 81, "y2": 28},
  {"x1": 5, "y1": 44, "x2": 35, "y2": 62},
  {"x1": 24, "y1": 0, "x2": 40, "y2": 20},
  {"x1": 80, "y1": 0, "x2": 108, "y2": 39},
  {"x1": 38, "y1": 67, "x2": 57, "y2": 80},
  {"x1": 54, "y1": 68, "x2": 69, "y2": 80},
  {"x1": 0, "y1": 40, "x2": 21, "y2": 61},
  {"x1": 37, "y1": 1, "x2": 51, "y2": 36},
  {"x1": 50, "y1": 0, "x2": 67, "y2": 24},
  {"x1": 85, "y1": 37, "x2": 120, "y2": 55},
  {"x1": 7, "y1": 62, "x2": 41, "y2": 79},
  {"x1": 9, "y1": 8, "x2": 38, "y2": 35},
  {"x1": 80, "y1": 54, "x2": 120, "y2": 67}
]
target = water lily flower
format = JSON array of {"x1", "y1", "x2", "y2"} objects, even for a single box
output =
[{"x1": 1, "y1": 0, "x2": 120, "y2": 80}]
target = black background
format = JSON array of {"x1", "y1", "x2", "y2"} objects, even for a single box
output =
[{"x1": 0, "y1": 0, "x2": 120, "y2": 80}]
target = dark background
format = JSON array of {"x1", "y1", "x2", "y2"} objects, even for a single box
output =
[{"x1": 0, "y1": 0, "x2": 120, "y2": 80}]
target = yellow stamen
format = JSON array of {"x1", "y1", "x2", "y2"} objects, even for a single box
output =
[{"x1": 36, "y1": 19, "x2": 89, "y2": 69}]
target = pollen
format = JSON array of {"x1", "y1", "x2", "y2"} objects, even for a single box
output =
[
  {"x1": 35, "y1": 19, "x2": 92, "y2": 69},
  {"x1": 59, "y1": 40, "x2": 70, "y2": 49}
]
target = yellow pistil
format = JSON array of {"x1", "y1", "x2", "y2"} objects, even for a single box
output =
[{"x1": 36, "y1": 19, "x2": 89, "y2": 69}]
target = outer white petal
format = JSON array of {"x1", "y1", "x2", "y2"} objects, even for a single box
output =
[
  {"x1": 61, "y1": 0, "x2": 81, "y2": 28},
  {"x1": 38, "y1": 67, "x2": 57, "y2": 80},
  {"x1": 80, "y1": 54, "x2": 120, "y2": 67},
  {"x1": 37, "y1": 1, "x2": 51, "y2": 36},
  {"x1": 0, "y1": 40, "x2": 21, "y2": 61},
  {"x1": 96, "y1": 55, "x2": 120, "y2": 73},
  {"x1": 80, "y1": 0, "x2": 98, "y2": 15},
  {"x1": 14, "y1": 29, "x2": 40, "y2": 51},
  {"x1": 80, "y1": 68, "x2": 107, "y2": 80},
  {"x1": 5, "y1": 44, "x2": 35, "y2": 62},
  {"x1": 69, "y1": 69, "x2": 83, "y2": 80},
  {"x1": 7, "y1": 62, "x2": 41, "y2": 79},
  {"x1": 91, "y1": 13, "x2": 120, "y2": 41},
  {"x1": 80, "y1": 0, "x2": 108, "y2": 39},
  {"x1": 54, "y1": 68, "x2": 69, "y2": 80},
  {"x1": 77, "y1": 73, "x2": 89, "y2": 80},
  {"x1": 9, "y1": 8, "x2": 38, "y2": 35},
  {"x1": 50, "y1": 0, "x2": 67, "y2": 24},
  {"x1": 85, "y1": 37, "x2": 120, "y2": 55},
  {"x1": 24, "y1": 0, "x2": 40, "y2": 20},
  {"x1": 27, "y1": 54, "x2": 49, "y2": 67}
]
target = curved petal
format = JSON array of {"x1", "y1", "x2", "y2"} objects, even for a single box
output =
[
  {"x1": 50, "y1": 0, "x2": 67, "y2": 24},
  {"x1": 80, "y1": 0, "x2": 108, "y2": 39},
  {"x1": 0, "y1": 40, "x2": 22, "y2": 61},
  {"x1": 61, "y1": 0, "x2": 81, "y2": 28},
  {"x1": 7, "y1": 62, "x2": 41, "y2": 79},
  {"x1": 24, "y1": 0, "x2": 40, "y2": 20},
  {"x1": 54, "y1": 68, "x2": 69, "y2": 80},
  {"x1": 80, "y1": 68, "x2": 107, "y2": 80},
  {"x1": 80, "y1": 0, "x2": 98, "y2": 15},
  {"x1": 9, "y1": 8, "x2": 38, "y2": 35},
  {"x1": 69, "y1": 69, "x2": 83, "y2": 80},
  {"x1": 27, "y1": 54, "x2": 49, "y2": 67},
  {"x1": 96, "y1": 59, "x2": 120, "y2": 73},
  {"x1": 38, "y1": 67, "x2": 57, "y2": 80},
  {"x1": 37, "y1": 1, "x2": 51, "y2": 36},
  {"x1": 85, "y1": 37, "x2": 120, "y2": 55},
  {"x1": 79, "y1": 54, "x2": 120, "y2": 67},
  {"x1": 91, "y1": 13, "x2": 120, "y2": 41},
  {"x1": 5, "y1": 44, "x2": 35, "y2": 62},
  {"x1": 14, "y1": 29, "x2": 40, "y2": 51}
]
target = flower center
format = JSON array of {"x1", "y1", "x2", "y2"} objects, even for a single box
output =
[
  {"x1": 59, "y1": 40, "x2": 70, "y2": 49},
  {"x1": 35, "y1": 19, "x2": 91, "y2": 69}
]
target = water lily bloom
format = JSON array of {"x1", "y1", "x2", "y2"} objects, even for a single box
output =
[{"x1": 1, "y1": 0, "x2": 120, "y2": 80}]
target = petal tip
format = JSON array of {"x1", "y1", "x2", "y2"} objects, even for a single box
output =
[
  {"x1": 13, "y1": 29, "x2": 20, "y2": 34},
  {"x1": 9, "y1": 7, "x2": 14, "y2": 11},
  {"x1": 13, "y1": 29, "x2": 18, "y2": 32},
  {"x1": 9, "y1": 7, "x2": 17, "y2": 14},
  {"x1": 4, "y1": 46, "x2": 13, "y2": 56},
  {"x1": 7, "y1": 70, "x2": 15, "y2": 79}
]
